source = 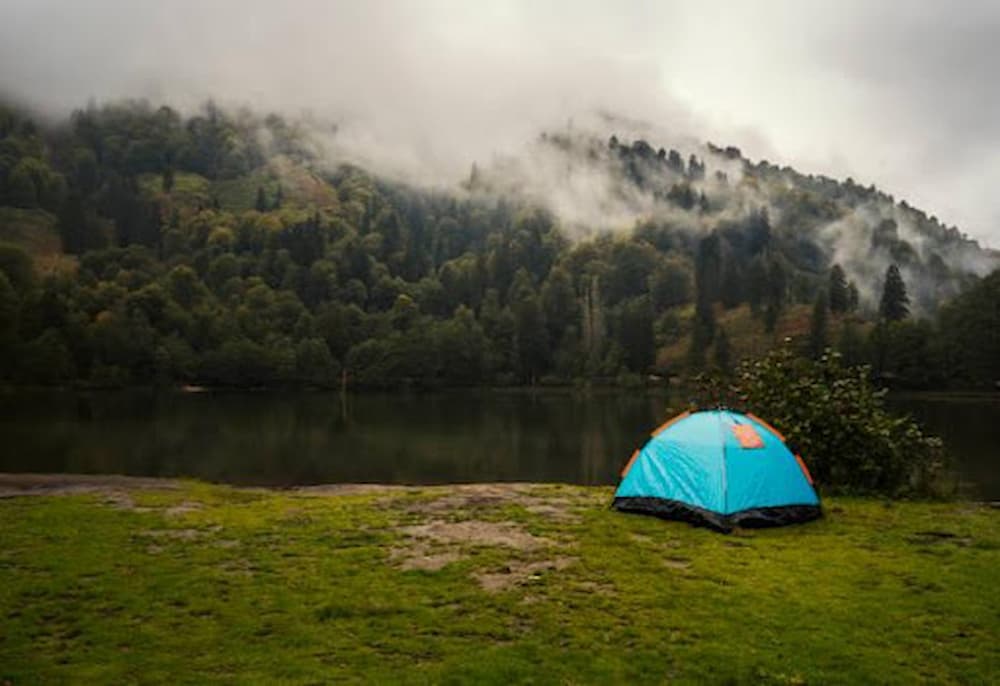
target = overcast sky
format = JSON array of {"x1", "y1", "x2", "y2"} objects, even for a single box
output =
[{"x1": 1, "y1": 0, "x2": 998, "y2": 246}]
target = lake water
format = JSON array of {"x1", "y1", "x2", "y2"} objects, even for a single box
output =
[{"x1": 1, "y1": 389, "x2": 997, "y2": 499}]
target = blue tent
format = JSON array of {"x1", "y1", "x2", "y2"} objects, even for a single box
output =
[{"x1": 613, "y1": 410, "x2": 821, "y2": 532}]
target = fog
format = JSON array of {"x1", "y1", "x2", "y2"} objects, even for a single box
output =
[{"x1": 1, "y1": 0, "x2": 998, "y2": 246}]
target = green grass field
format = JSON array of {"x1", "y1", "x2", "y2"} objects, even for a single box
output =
[{"x1": 1, "y1": 478, "x2": 997, "y2": 684}]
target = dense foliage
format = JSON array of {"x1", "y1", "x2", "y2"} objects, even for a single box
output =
[
  {"x1": 0, "y1": 99, "x2": 996, "y2": 389},
  {"x1": 839, "y1": 267, "x2": 1000, "y2": 389},
  {"x1": 694, "y1": 348, "x2": 945, "y2": 495}
]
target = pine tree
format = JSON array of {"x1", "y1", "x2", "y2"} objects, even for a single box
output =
[
  {"x1": 719, "y1": 262, "x2": 743, "y2": 309},
  {"x1": 688, "y1": 297, "x2": 715, "y2": 370},
  {"x1": 694, "y1": 233, "x2": 722, "y2": 306},
  {"x1": 747, "y1": 207, "x2": 771, "y2": 255},
  {"x1": 847, "y1": 281, "x2": 860, "y2": 312},
  {"x1": 273, "y1": 183, "x2": 284, "y2": 210},
  {"x1": 713, "y1": 326, "x2": 731, "y2": 372},
  {"x1": 746, "y1": 257, "x2": 767, "y2": 317},
  {"x1": 162, "y1": 166, "x2": 175, "y2": 193},
  {"x1": 764, "y1": 301, "x2": 780, "y2": 334},
  {"x1": 828, "y1": 264, "x2": 849, "y2": 314},
  {"x1": 879, "y1": 264, "x2": 910, "y2": 321},
  {"x1": 57, "y1": 191, "x2": 88, "y2": 255},
  {"x1": 837, "y1": 319, "x2": 866, "y2": 366},
  {"x1": 763, "y1": 258, "x2": 786, "y2": 333},
  {"x1": 807, "y1": 291, "x2": 829, "y2": 359},
  {"x1": 255, "y1": 186, "x2": 268, "y2": 212}
]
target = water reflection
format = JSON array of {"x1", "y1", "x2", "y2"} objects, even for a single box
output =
[
  {"x1": 886, "y1": 393, "x2": 1000, "y2": 500},
  {"x1": 1, "y1": 389, "x2": 995, "y2": 498},
  {"x1": 0, "y1": 390, "x2": 667, "y2": 488}
]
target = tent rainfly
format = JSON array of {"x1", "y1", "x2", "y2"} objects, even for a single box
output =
[{"x1": 613, "y1": 410, "x2": 821, "y2": 532}]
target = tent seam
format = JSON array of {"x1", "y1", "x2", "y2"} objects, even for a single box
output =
[{"x1": 718, "y1": 411, "x2": 729, "y2": 515}]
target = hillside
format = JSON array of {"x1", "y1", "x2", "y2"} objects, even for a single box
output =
[
  {"x1": 474, "y1": 130, "x2": 996, "y2": 314},
  {"x1": 0, "y1": 99, "x2": 996, "y2": 388}
]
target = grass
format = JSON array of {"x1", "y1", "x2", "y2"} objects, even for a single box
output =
[{"x1": 1, "y1": 481, "x2": 997, "y2": 684}]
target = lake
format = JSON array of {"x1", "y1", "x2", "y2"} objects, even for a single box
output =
[{"x1": 1, "y1": 389, "x2": 997, "y2": 499}]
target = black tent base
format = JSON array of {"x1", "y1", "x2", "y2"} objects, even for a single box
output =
[{"x1": 612, "y1": 496, "x2": 822, "y2": 534}]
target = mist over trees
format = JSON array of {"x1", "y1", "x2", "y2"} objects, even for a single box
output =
[{"x1": 0, "y1": 99, "x2": 997, "y2": 389}]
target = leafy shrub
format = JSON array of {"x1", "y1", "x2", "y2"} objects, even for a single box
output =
[{"x1": 692, "y1": 347, "x2": 945, "y2": 496}]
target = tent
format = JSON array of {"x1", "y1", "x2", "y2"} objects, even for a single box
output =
[{"x1": 613, "y1": 409, "x2": 821, "y2": 532}]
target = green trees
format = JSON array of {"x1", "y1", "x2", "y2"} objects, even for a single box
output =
[
  {"x1": 847, "y1": 281, "x2": 860, "y2": 313},
  {"x1": 617, "y1": 296, "x2": 655, "y2": 373},
  {"x1": 540, "y1": 265, "x2": 577, "y2": 344},
  {"x1": 879, "y1": 264, "x2": 910, "y2": 322},
  {"x1": 807, "y1": 291, "x2": 829, "y2": 359},
  {"x1": 5, "y1": 158, "x2": 65, "y2": 210},
  {"x1": 0, "y1": 97, "x2": 994, "y2": 392},
  {"x1": 688, "y1": 234, "x2": 721, "y2": 368},
  {"x1": 295, "y1": 337, "x2": 339, "y2": 387},
  {"x1": 57, "y1": 191, "x2": 105, "y2": 254},
  {"x1": 828, "y1": 264, "x2": 849, "y2": 314},
  {"x1": 0, "y1": 271, "x2": 17, "y2": 366},
  {"x1": 436, "y1": 305, "x2": 487, "y2": 385},
  {"x1": 648, "y1": 257, "x2": 692, "y2": 310},
  {"x1": 509, "y1": 270, "x2": 549, "y2": 383},
  {"x1": 712, "y1": 326, "x2": 731, "y2": 372},
  {"x1": 935, "y1": 270, "x2": 1000, "y2": 387},
  {"x1": 694, "y1": 233, "x2": 722, "y2": 308},
  {"x1": 694, "y1": 347, "x2": 944, "y2": 495},
  {"x1": 763, "y1": 259, "x2": 787, "y2": 333}
]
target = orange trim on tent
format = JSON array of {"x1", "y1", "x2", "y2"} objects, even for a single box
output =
[
  {"x1": 746, "y1": 412, "x2": 786, "y2": 442},
  {"x1": 651, "y1": 410, "x2": 691, "y2": 437},
  {"x1": 795, "y1": 454, "x2": 814, "y2": 484},
  {"x1": 732, "y1": 424, "x2": 764, "y2": 449},
  {"x1": 620, "y1": 449, "x2": 640, "y2": 477}
]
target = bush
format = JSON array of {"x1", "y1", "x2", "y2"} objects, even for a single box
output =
[{"x1": 692, "y1": 347, "x2": 945, "y2": 496}]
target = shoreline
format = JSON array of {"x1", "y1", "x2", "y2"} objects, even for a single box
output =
[
  {"x1": 0, "y1": 472, "x2": 603, "y2": 499},
  {"x1": 3, "y1": 472, "x2": 998, "y2": 508}
]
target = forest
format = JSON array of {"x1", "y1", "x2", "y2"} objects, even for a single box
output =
[{"x1": 0, "y1": 99, "x2": 997, "y2": 390}]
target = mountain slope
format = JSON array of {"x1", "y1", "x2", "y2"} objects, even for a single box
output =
[{"x1": 0, "y1": 99, "x2": 996, "y2": 387}]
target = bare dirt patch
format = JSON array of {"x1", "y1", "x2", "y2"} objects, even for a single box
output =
[
  {"x1": 391, "y1": 511, "x2": 558, "y2": 575},
  {"x1": 140, "y1": 529, "x2": 204, "y2": 541},
  {"x1": 475, "y1": 557, "x2": 576, "y2": 592},
  {"x1": 165, "y1": 501, "x2": 204, "y2": 517},
  {"x1": 0, "y1": 473, "x2": 180, "y2": 499},
  {"x1": 297, "y1": 481, "x2": 592, "y2": 522},
  {"x1": 395, "y1": 549, "x2": 464, "y2": 572},
  {"x1": 101, "y1": 492, "x2": 155, "y2": 512},
  {"x1": 394, "y1": 484, "x2": 588, "y2": 523},
  {"x1": 907, "y1": 530, "x2": 975, "y2": 548},
  {"x1": 218, "y1": 559, "x2": 258, "y2": 577},
  {"x1": 295, "y1": 483, "x2": 412, "y2": 497},
  {"x1": 572, "y1": 580, "x2": 617, "y2": 596},
  {"x1": 663, "y1": 557, "x2": 692, "y2": 570},
  {"x1": 399, "y1": 520, "x2": 552, "y2": 550}
]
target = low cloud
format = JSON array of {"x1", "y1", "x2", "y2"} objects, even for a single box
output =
[{"x1": 1, "y1": 1, "x2": 998, "y2": 246}]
